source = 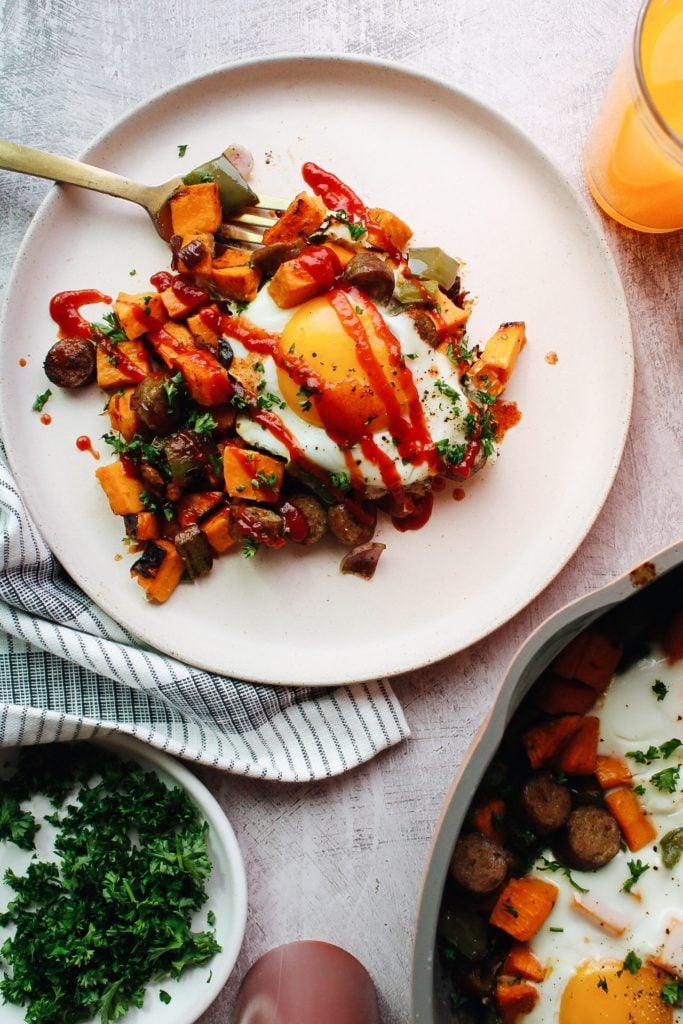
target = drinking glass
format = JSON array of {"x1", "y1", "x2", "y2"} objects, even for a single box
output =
[{"x1": 584, "y1": 0, "x2": 683, "y2": 232}]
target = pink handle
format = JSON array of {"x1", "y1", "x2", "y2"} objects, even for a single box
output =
[{"x1": 234, "y1": 940, "x2": 381, "y2": 1024}]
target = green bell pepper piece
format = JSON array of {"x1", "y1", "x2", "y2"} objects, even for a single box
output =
[{"x1": 184, "y1": 151, "x2": 258, "y2": 217}]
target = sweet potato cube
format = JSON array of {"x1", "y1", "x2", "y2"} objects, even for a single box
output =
[
  {"x1": 123, "y1": 511, "x2": 160, "y2": 542},
  {"x1": 555, "y1": 715, "x2": 600, "y2": 774},
  {"x1": 469, "y1": 322, "x2": 527, "y2": 395},
  {"x1": 495, "y1": 979, "x2": 539, "y2": 1024},
  {"x1": 425, "y1": 292, "x2": 471, "y2": 340},
  {"x1": 366, "y1": 207, "x2": 412, "y2": 251},
  {"x1": 107, "y1": 387, "x2": 140, "y2": 441},
  {"x1": 212, "y1": 264, "x2": 261, "y2": 302},
  {"x1": 490, "y1": 877, "x2": 558, "y2": 941},
  {"x1": 187, "y1": 306, "x2": 221, "y2": 349},
  {"x1": 131, "y1": 539, "x2": 184, "y2": 604},
  {"x1": 213, "y1": 247, "x2": 254, "y2": 269},
  {"x1": 522, "y1": 715, "x2": 583, "y2": 769},
  {"x1": 170, "y1": 182, "x2": 222, "y2": 236},
  {"x1": 113, "y1": 292, "x2": 166, "y2": 341},
  {"x1": 201, "y1": 506, "x2": 236, "y2": 553},
  {"x1": 572, "y1": 631, "x2": 623, "y2": 692},
  {"x1": 604, "y1": 786, "x2": 657, "y2": 851},
  {"x1": 176, "y1": 233, "x2": 214, "y2": 276},
  {"x1": 96, "y1": 460, "x2": 145, "y2": 516},
  {"x1": 162, "y1": 321, "x2": 194, "y2": 350},
  {"x1": 322, "y1": 241, "x2": 356, "y2": 267},
  {"x1": 176, "y1": 492, "x2": 224, "y2": 528},
  {"x1": 268, "y1": 258, "x2": 322, "y2": 309},
  {"x1": 160, "y1": 283, "x2": 209, "y2": 319},
  {"x1": 262, "y1": 191, "x2": 327, "y2": 245},
  {"x1": 223, "y1": 445, "x2": 284, "y2": 502},
  {"x1": 96, "y1": 341, "x2": 151, "y2": 389},
  {"x1": 503, "y1": 944, "x2": 546, "y2": 983},
  {"x1": 595, "y1": 754, "x2": 632, "y2": 790}
]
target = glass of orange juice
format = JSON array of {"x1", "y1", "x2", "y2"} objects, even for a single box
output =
[{"x1": 584, "y1": 0, "x2": 683, "y2": 232}]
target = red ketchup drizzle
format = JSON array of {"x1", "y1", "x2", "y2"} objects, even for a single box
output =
[
  {"x1": 450, "y1": 439, "x2": 481, "y2": 479},
  {"x1": 40, "y1": 413, "x2": 51, "y2": 426},
  {"x1": 76, "y1": 435, "x2": 100, "y2": 459},
  {"x1": 280, "y1": 501, "x2": 309, "y2": 543},
  {"x1": 50, "y1": 289, "x2": 112, "y2": 340},
  {"x1": 392, "y1": 492, "x2": 434, "y2": 532},
  {"x1": 494, "y1": 401, "x2": 522, "y2": 439},
  {"x1": 131, "y1": 305, "x2": 166, "y2": 333},
  {"x1": 150, "y1": 270, "x2": 174, "y2": 292},
  {"x1": 149, "y1": 326, "x2": 233, "y2": 405},
  {"x1": 297, "y1": 245, "x2": 343, "y2": 288},
  {"x1": 18, "y1": 358, "x2": 27, "y2": 367},
  {"x1": 171, "y1": 275, "x2": 209, "y2": 312},
  {"x1": 199, "y1": 306, "x2": 225, "y2": 334},
  {"x1": 302, "y1": 162, "x2": 367, "y2": 220}
]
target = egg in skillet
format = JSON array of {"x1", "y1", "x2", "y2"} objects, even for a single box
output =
[{"x1": 518, "y1": 649, "x2": 683, "y2": 1024}]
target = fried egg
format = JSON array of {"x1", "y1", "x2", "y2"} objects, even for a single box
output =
[
  {"x1": 522, "y1": 649, "x2": 683, "y2": 1024},
  {"x1": 224, "y1": 285, "x2": 474, "y2": 495}
]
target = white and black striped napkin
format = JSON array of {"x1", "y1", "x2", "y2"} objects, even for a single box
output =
[{"x1": 0, "y1": 442, "x2": 409, "y2": 780}]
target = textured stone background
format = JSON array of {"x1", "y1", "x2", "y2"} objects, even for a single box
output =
[{"x1": 1, "y1": 1, "x2": 682, "y2": 1020}]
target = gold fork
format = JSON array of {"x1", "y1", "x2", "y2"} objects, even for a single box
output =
[{"x1": 0, "y1": 140, "x2": 284, "y2": 243}]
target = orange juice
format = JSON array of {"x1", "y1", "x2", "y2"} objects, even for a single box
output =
[{"x1": 584, "y1": 0, "x2": 683, "y2": 232}]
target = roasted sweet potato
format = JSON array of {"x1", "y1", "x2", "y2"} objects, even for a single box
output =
[
  {"x1": 366, "y1": 207, "x2": 412, "y2": 251},
  {"x1": 170, "y1": 182, "x2": 222, "y2": 236},
  {"x1": 223, "y1": 445, "x2": 285, "y2": 502},
  {"x1": 131, "y1": 539, "x2": 184, "y2": 604},
  {"x1": 469, "y1": 322, "x2": 527, "y2": 396},
  {"x1": 490, "y1": 877, "x2": 558, "y2": 941},
  {"x1": 200, "y1": 506, "x2": 235, "y2": 553},
  {"x1": 96, "y1": 341, "x2": 152, "y2": 390},
  {"x1": 267, "y1": 256, "x2": 326, "y2": 309},
  {"x1": 96, "y1": 460, "x2": 145, "y2": 516},
  {"x1": 107, "y1": 387, "x2": 140, "y2": 441},
  {"x1": 262, "y1": 191, "x2": 327, "y2": 246},
  {"x1": 113, "y1": 292, "x2": 166, "y2": 341}
]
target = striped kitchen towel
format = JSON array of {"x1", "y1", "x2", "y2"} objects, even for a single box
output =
[{"x1": 0, "y1": 442, "x2": 409, "y2": 780}]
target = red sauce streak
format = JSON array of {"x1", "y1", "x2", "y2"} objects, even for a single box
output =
[
  {"x1": 280, "y1": 500, "x2": 309, "y2": 543},
  {"x1": 199, "y1": 306, "x2": 224, "y2": 334},
  {"x1": 452, "y1": 487, "x2": 466, "y2": 501},
  {"x1": 302, "y1": 162, "x2": 367, "y2": 220},
  {"x1": 132, "y1": 305, "x2": 167, "y2": 333},
  {"x1": 76, "y1": 435, "x2": 100, "y2": 460},
  {"x1": 120, "y1": 454, "x2": 138, "y2": 477},
  {"x1": 450, "y1": 439, "x2": 481, "y2": 479},
  {"x1": 392, "y1": 492, "x2": 434, "y2": 532},
  {"x1": 149, "y1": 326, "x2": 233, "y2": 405},
  {"x1": 49, "y1": 289, "x2": 112, "y2": 340},
  {"x1": 298, "y1": 245, "x2": 343, "y2": 288},
  {"x1": 171, "y1": 275, "x2": 209, "y2": 312},
  {"x1": 40, "y1": 413, "x2": 51, "y2": 426},
  {"x1": 18, "y1": 358, "x2": 27, "y2": 367},
  {"x1": 150, "y1": 270, "x2": 174, "y2": 292},
  {"x1": 494, "y1": 401, "x2": 522, "y2": 440}
]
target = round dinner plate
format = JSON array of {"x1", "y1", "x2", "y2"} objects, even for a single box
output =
[
  {"x1": 0, "y1": 55, "x2": 633, "y2": 687},
  {"x1": 0, "y1": 734, "x2": 247, "y2": 1024}
]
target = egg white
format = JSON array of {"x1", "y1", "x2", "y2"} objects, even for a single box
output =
[
  {"x1": 230, "y1": 288, "x2": 472, "y2": 492},
  {"x1": 522, "y1": 650, "x2": 683, "y2": 1023}
]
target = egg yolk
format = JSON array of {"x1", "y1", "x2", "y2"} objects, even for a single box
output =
[
  {"x1": 277, "y1": 294, "x2": 411, "y2": 443},
  {"x1": 559, "y1": 960, "x2": 673, "y2": 1024}
]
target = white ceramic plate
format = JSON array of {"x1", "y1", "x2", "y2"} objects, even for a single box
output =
[
  {"x1": 0, "y1": 55, "x2": 633, "y2": 687},
  {"x1": 0, "y1": 735, "x2": 247, "y2": 1024}
]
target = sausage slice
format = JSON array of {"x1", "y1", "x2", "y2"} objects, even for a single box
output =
[
  {"x1": 520, "y1": 771, "x2": 571, "y2": 834},
  {"x1": 562, "y1": 805, "x2": 621, "y2": 871},
  {"x1": 450, "y1": 833, "x2": 509, "y2": 897},
  {"x1": 44, "y1": 336, "x2": 96, "y2": 388}
]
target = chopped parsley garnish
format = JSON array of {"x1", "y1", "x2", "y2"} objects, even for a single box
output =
[
  {"x1": 434, "y1": 378, "x2": 462, "y2": 406},
  {"x1": 257, "y1": 391, "x2": 286, "y2": 411},
  {"x1": 187, "y1": 410, "x2": 218, "y2": 436},
  {"x1": 32, "y1": 388, "x2": 52, "y2": 412},
  {"x1": 435, "y1": 438, "x2": 466, "y2": 466},
  {"x1": 623, "y1": 951, "x2": 642, "y2": 975},
  {"x1": 331, "y1": 209, "x2": 367, "y2": 241},
  {"x1": 251, "y1": 470, "x2": 278, "y2": 489},
  {"x1": 242, "y1": 538, "x2": 259, "y2": 558},
  {"x1": 474, "y1": 387, "x2": 497, "y2": 406},
  {"x1": 230, "y1": 393, "x2": 251, "y2": 411},
  {"x1": 538, "y1": 856, "x2": 589, "y2": 894},
  {"x1": 502, "y1": 901, "x2": 518, "y2": 918},
  {"x1": 163, "y1": 371, "x2": 184, "y2": 408},
  {"x1": 622, "y1": 858, "x2": 650, "y2": 893},
  {"x1": 627, "y1": 739, "x2": 682, "y2": 765},
  {"x1": 101, "y1": 433, "x2": 165, "y2": 469},
  {"x1": 177, "y1": 143, "x2": 188, "y2": 157},
  {"x1": 597, "y1": 976, "x2": 609, "y2": 993},
  {"x1": 330, "y1": 471, "x2": 350, "y2": 491},
  {"x1": 0, "y1": 744, "x2": 220, "y2": 1024},
  {"x1": 652, "y1": 679, "x2": 668, "y2": 700},
  {"x1": 160, "y1": 991, "x2": 172, "y2": 1005},
  {"x1": 633, "y1": 783, "x2": 646, "y2": 796},
  {"x1": 129, "y1": 269, "x2": 136, "y2": 276},
  {"x1": 139, "y1": 491, "x2": 174, "y2": 521},
  {"x1": 91, "y1": 311, "x2": 126, "y2": 344},
  {"x1": 661, "y1": 981, "x2": 683, "y2": 1006},
  {"x1": 354, "y1": 305, "x2": 364, "y2": 315},
  {"x1": 463, "y1": 412, "x2": 477, "y2": 438},
  {"x1": 651, "y1": 764, "x2": 682, "y2": 793}
]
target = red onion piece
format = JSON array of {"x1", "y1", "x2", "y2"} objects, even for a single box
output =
[{"x1": 224, "y1": 143, "x2": 254, "y2": 180}]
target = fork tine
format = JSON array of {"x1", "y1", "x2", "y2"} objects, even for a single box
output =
[
  {"x1": 219, "y1": 224, "x2": 265, "y2": 244},
  {"x1": 229, "y1": 211, "x2": 278, "y2": 229},
  {"x1": 219, "y1": 193, "x2": 288, "y2": 244},
  {"x1": 252, "y1": 194, "x2": 286, "y2": 212}
]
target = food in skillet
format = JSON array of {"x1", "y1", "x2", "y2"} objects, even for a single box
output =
[
  {"x1": 438, "y1": 605, "x2": 683, "y2": 1024},
  {"x1": 42, "y1": 159, "x2": 526, "y2": 602}
]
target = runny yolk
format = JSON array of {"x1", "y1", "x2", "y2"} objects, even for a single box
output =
[
  {"x1": 277, "y1": 294, "x2": 411, "y2": 443},
  {"x1": 559, "y1": 960, "x2": 673, "y2": 1024}
]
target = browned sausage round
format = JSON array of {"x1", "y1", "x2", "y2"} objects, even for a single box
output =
[
  {"x1": 231, "y1": 506, "x2": 285, "y2": 548},
  {"x1": 409, "y1": 311, "x2": 439, "y2": 347},
  {"x1": 287, "y1": 494, "x2": 327, "y2": 545},
  {"x1": 328, "y1": 501, "x2": 377, "y2": 547},
  {"x1": 250, "y1": 241, "x2": 305, "y2": 277},
  {"x1": 449, "y1": 833, "x2": 509, "y2": 897},
  {"x1": 43, "y1": 336, "x2": 96, "y2": 388},
  {"x1": 562, "y1": 805, "x2": 621, "y2": 871},
  {"x1": 343, "y1": 253, "x2": 395, "y2": 303},
  {"x1": 519, "y1": 771, "x2": 572, "y2": 834}
]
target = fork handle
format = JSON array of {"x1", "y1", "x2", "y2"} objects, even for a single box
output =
[{"x1": 0, "y1": 139, "x2": 148, "y2": 205}]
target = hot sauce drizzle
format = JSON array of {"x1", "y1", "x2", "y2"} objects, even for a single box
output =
[
  {"x1": 76, "y1": 435, "x2": 100, "y2": 459},
  {"x1": 50, "y1": 289, "x2": 111, "y2": 340}
]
